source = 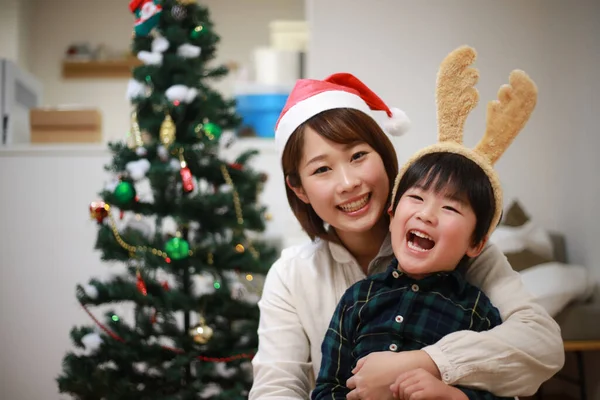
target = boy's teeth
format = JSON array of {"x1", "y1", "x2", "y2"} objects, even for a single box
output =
[
  {"x1": 410, "y1": 230, "x2": 433, "y2": 241},
  {"x1": 408, "y1": 240, "x2": 429, "y2": 252},
  {"x1": 339, "y1": 195, "x2": 369, "y2": 212}
]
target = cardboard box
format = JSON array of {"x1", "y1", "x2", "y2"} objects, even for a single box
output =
[{"x1": 30, "y1": 108, "x2": 102, "y2": 143}]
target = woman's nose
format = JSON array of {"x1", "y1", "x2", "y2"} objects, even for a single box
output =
[{"x1": 336, "y1": 167, "x2": 361, "y2": 193}]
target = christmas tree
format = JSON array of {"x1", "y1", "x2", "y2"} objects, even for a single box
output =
[{"x1": 57, "y1": 1, "x2": 277, "y2": 398}]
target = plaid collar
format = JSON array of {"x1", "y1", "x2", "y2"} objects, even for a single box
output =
[{"x1": 379, "y1": 258, "x2": 469, "y2": 294}]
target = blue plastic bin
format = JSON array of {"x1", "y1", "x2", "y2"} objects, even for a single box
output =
[{"x1": 235, "y1": 93, "x2": 289, "y2": 138}]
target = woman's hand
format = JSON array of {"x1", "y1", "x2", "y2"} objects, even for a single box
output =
[
  {"x1": 345, "y1": 350, "x2": 440, "y2": 400},
  {"x1": 391, "y1": 368, "x2": 467, "y2": 400}
]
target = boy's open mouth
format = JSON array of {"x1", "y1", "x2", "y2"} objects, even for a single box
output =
[{"x1": 407, "y1": 230, "x2": 435, "y2": 252}]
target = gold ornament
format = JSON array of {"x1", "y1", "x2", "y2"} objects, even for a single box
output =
[
  {"x1": 189, "y1": 317, "x2": 213, "y2": 344},
  {"x1": 160, "y1": 114, "x2": 176, "y2": 148},
  {"x1": 178, "y1": 0, "x2": 196, "y2": 4},
  {"x1": 264, "y1": 212, "x2": 273, "y2": 221},
  {"x1": 128, "y1": 111, "x2": 144, "y2": 149}
]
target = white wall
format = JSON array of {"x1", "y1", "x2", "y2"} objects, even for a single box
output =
[
  {"x1": 308, "y1": 0, "x2": 600, "y2": 398},
  {"x1": 0, "y1": 0, "x2": 28, "y2": 68},
  {"x1": 308, "y1": 0, "x2": 600, "y2": 275},
  {"x1": 27, "y1": 0, "x2": 305, "y2": 143}
]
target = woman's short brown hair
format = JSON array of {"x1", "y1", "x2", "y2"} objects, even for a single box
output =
[{"x1": 282, "y1": 108, "x2": 399, "y2": 242}]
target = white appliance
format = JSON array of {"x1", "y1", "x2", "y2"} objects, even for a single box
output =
[{"x1": 0, "y1": 59, "x2": 43, "y2": 145}]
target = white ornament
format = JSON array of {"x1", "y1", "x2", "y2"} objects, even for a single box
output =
[
  {"x1": 151, "y1": 36, "x2": 170, "y2": 53},
  {"x1": 135, "y1": 147, "x2": 148, "y2": 157},
  {"x1": 192, "y1": 272, "x2": 217, "y2": 296},
  {"x1": 214, "y1": 362, "x2": 237, "y2": 378},
  {"x1": 199, "y1": 383, "x2": 222, "y2": 399},
  {"x1": 185, "y1": 88, "x2": 198, "y2": 103},
  {"x1": 104, "y1": 177, "x2": 120, "y2": 192},
  {"x1": 82, "y1": 284, "x2": 99, "y2": 299},
  {"x1": 126, "y1": 79, "x2": 150, "y2": 100},
  {"x1": 165, "y1": 85, "x2": 189, "y2": 102},
  {"x1": 137, "y1": 51, "x2": 163, "y2": 65},
  {"x1": 169, "y1": 158, "x2": 181, "y2": 171},
  {"x1": 177, "y1": 44, "x2": 201, "y2": 58},
  {"x1": 126, "y1": 159, "x2": 151, "y2": 181},
  {"x1": 157, "y1": 145, "x2": 169, "y2": 161},
  {"x1": 81, "y1": 332, "x2": 103, "y2": 355}
]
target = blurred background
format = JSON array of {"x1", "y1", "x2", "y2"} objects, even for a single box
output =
[{"x1": 0, "y1": 0, "x2": 598, "y2": 399}]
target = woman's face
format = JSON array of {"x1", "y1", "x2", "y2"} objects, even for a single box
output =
[{"x1": 288, "y1": 127, "x2": 390, "y2": 235}]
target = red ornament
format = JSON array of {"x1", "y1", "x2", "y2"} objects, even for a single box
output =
[
  {"x1": 161, "y1": 281, "x2": 170, "y2": 291},
  {"x1": 136, "y1": 270, "x2": 147, "y2": 296},
  {"x1": 229, "y1": 163, "x2": 243, "y2": 171},
  {"x1": 180, "y1": 166, "x2": 194, "y2": 193},
  {"x1": 89, "y1": 201, "x2": 110, "y2": 223}
]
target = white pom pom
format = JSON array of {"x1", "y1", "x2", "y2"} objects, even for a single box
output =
[
  {"x1": 151, "y1": 36, "x2": 170, "y2": 53},
  {"x1": 126, "y1": 79, "x2": 149, "y2": 100},
  {"x1": 126, "y1": 159, "x2": 151, "y2": 180},
  {"x1": 185, "y1": 88, "x2": 198, "y2": 103},
  {"x1": 137, "y1": 51, "x2": 163, "y2": 65},
  {"x1": 81, "y1": 332, "x2": 103, "y2": 355},
  {"x1": 165, "y1": 84, "x2": 189, "y2": 102},
  {"x1": 384, "y1": 107, "x2": 411, "y2": 136},
  {"x1": 82, "y1": 284, "x2": 99, "y2": 299},
  {"x1": 177, "y1": 44, "x2": 201, "y2": 58},
  {"x1": 135, "y1": 147, "x2": 148, "y2": 157},
  {"x1": 157, "y1": 145, "x2": 169, "y2": 161}
]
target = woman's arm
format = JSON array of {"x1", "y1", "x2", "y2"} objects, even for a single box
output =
[
  {"x1": 249, "y1": 260, "x2": 313, "y2": 400},
  {"x1": 420, "y1": 242, "x2": 564, "y2": 396}
]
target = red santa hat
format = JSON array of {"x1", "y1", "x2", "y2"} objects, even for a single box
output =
[{"x1": 274, "y1": 72, "x2": 410, "y2": 154}]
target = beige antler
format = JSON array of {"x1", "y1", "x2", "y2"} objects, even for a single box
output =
[
  {"x1": 475, "y1": 70, "x2": 537, "y2": 165},
  {"x1": 436, "y1": 45, "x2": 480, "y2": 144}
]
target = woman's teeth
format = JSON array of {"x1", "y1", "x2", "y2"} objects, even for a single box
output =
[{"x1": 339, "y1": 194, "x2": 370, "y2": 212}]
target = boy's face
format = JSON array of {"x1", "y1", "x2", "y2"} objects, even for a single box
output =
[{"x1": 389, "y1": 184, "x2": 486, "y2": 278}]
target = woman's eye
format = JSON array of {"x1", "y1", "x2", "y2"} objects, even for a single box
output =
[
  {"x1": 351, "y1": 151, "x2": 368, "y2": 161},
  {"x1": 313, "y1": 166, "x2": 330, "y2": 175}
]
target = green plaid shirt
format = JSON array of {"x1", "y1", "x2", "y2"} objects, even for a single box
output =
[{"x1": 312, "y1": 259, "x2": 512, "y2": 400}]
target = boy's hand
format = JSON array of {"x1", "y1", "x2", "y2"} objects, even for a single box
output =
[
  {"x1": 390, "y1": 368, "x2": 467, "y2": 400},
  {"x1": 346, "y1": 350, "x2": 440, "y2": 400}
]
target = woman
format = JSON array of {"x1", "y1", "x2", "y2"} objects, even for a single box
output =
[{"x1": 249, "y1": 73, "x2": 564, "y2": 399}]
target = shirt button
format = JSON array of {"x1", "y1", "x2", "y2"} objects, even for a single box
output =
[
  {"x1": 392, "y1": 271, "x2": 400, "y2": 278},
  {"x1": 411, "y1": 284, "x2": 419, "y2": 292},
  {"x1": 395, "y1": 315, "x2": 404, "y2": 323},
  {"x1": 389, "y1": 343, "x2": 398, "y2": 351},
  {"x1": 443, "y1": 373, "x2": 450, "y2": 382}
]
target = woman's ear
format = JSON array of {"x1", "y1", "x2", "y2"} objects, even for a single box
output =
[
  {"x1": 466, "y1": 236, "x2": 488, "y2": 258},
  {"x1": 286, "y1": 175, "x2": 310, "y2": 204}
]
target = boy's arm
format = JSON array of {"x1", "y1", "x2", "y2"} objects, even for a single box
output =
[{"x1": 311, "y1": 289, "x2": 357, "y2": 400}]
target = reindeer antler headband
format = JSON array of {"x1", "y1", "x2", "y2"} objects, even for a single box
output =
[{"x1": 391, "y1": 45, "x2": 538, "y2": 236}]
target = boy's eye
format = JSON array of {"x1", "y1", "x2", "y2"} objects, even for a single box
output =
[
  {"x1": 408, "y1": 195, "x2": 423, "y2": 201},
  {"x1": 351, "y1": 151, "x2": 368, "y2": 161},
  {"x1": 443, "y1": 205, "x2": 460, "y2": 213}
]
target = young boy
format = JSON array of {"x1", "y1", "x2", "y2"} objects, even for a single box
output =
[{"x1": 311, "y1": 45, "x2": 537, "y2": 400}]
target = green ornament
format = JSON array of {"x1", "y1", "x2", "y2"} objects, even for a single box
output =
[
  {"x1": 190, "y1": 25, "x2": 205, "y2": 39},
  {"x1": 164, "y1": 237, "x2": 190, "y2": 260},
  {"x1": 113, "y1": 181, "x2": 136, "y2": 204},
  {"x1": 203, "y1": 122, "x2": 222, "y2": 140}
]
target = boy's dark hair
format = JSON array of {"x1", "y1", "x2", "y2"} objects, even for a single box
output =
[{"x1": 392, "y1": 152, "x2": 495, "y2": 245}]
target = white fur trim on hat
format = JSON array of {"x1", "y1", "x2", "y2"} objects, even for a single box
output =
[
  {"x1": 275, "y1": 90, "x2": 371, "y2": 154},
  {"x1": 384, "y1": 107, "x2": 411, "y2": 136}
]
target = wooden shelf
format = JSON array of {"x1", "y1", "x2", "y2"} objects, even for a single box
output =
[{"x1": 62, "y1": 58, "x2": 142, "y2": 79}]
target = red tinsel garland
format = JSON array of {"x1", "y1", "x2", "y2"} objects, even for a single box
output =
[{"x1": 80, "y1": 302, "x2": 254, "y2": 362}]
